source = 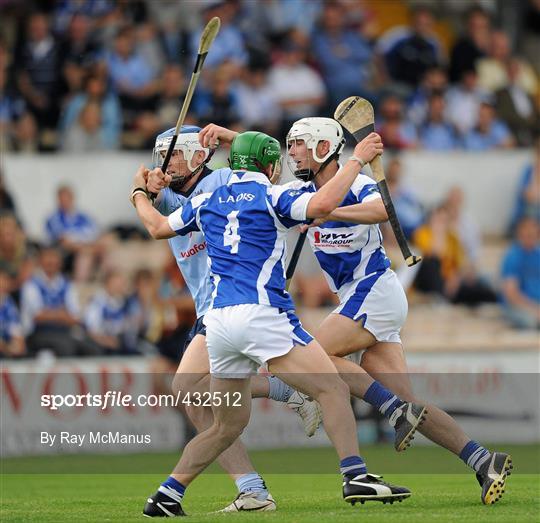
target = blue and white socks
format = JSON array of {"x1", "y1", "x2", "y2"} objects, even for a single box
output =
[
  {"x1": 340, "y1": 455, "x2": 367, "y2": 479},
  {"x1": 364, "y1": 381, "x2": 405, "y2": 418},
  {"x1": 235, "y1": 472, "x2": 269, "y2": 500},
  {"x1": 460, "y1": 441, "x2": 491, "y2": 472},
  {"x1": 267, "y1": 376, "x2": 293, "y2": 403},
  {"x1": 159, "y1": 477, "x2": 186, "y2": 503}
]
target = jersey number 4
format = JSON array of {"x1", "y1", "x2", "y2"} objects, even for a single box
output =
[{"x1": 224, "y1": 211, "x2": 240, "y2": 253}]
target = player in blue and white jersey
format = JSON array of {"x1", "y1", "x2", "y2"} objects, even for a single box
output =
[
  {"x1": 286, "y1": 117, "x2": 512, "y2": 506},
  {"x1": 139, "y1": 125, "x2": 322, "y2": 513},
  {"x1": 198, "y1": 119, "x2": 512, "y2": 506},
  {"x1": 133, "y1": 130, "x2": 414, "y2": 517},
  {"x1": 0, "y1": 268, "x2": 25, "y2": 357}
]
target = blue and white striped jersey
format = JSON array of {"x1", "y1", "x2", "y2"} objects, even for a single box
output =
[
  {"x1": 168, "y1": 171, "x2": 314, "y2": 311},
  {"x1": 287, "y1": 172, "x2": 390, "y2": 298},
  {"x1": 157, "y1": 167, "x2": 232, "y2": 318},
  {"x1": 0, "y1": 295, "x2": 22, "y2": 342}
]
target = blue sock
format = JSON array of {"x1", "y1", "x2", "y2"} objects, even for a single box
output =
[
  {"x1": 364, "y1": 381, "x2": 404, "y2": 417},
  {"x1": 235, "y1": 472, "x2": 268, "y2": 499},
  {"x1": 159, "y1": 476, "x2": 186, "y2": 502},
  {"x1": 340, "y1": 456, "x2": 367, "y2": 478},
  {"x1": 459, "y1": 441, "x2": 490, "y2": 472},
  {"x1": 267, "y1": 376, "x2": 293, "y2": 402}
]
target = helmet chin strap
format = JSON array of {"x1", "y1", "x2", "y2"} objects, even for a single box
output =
[{"x1": 294, "y1": 152, "x2": 338, "y2": 182}]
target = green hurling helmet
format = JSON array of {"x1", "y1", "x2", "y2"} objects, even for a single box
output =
[{"x1": 229, "y1": 131, "x2": 282, "y2": 182}]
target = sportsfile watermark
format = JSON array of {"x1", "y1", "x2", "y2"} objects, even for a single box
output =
[
  {"x1": 1, "y1": 370, "x2": 539, "y2": 474},
  {"x1": 41, "y1": 390, "x2": 244, "y2": 411}
]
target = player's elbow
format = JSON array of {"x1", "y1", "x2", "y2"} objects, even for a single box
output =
[
  {"x1": 147, "y1": 224, "x2": 169, "y2": 240},
  {"x1": 308, "y1": 197, "x2": 335, "y2": 218}
]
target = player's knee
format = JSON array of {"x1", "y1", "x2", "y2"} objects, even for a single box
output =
[
  {"x1": 213, "y1": 417, "x2": 245, "y2": 442},
  {"x1": 315, "y1": 375, "x2": 350, "y2": 401},
  {"x1": 184, "y1": 403, "x2": 207, "y2": 428}
]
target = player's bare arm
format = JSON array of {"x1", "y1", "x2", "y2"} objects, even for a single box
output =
[
  {"x1": 306, "y1": 133, "x2": 383, "y2": 218},
  {"x1": 131, "y1": 165, "x2": 176, "y2": 240},
  {"x1": 199, "y1": 123, "x2": 238, "y2": 148},
  {"x1": 306, "y1": 199, "x2": 388, "y2": 230}
]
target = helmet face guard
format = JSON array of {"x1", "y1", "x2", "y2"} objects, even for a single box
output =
[
  {"x1": 286, "y1": 117, "x2": 346, "y2": 182},
  {"x1": 152, "y1": 128, "x2": 209, "y2": 191}
]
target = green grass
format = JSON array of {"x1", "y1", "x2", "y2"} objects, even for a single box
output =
[{"x1": 1, "y1": 446, "x2": 539, "y2": 522}]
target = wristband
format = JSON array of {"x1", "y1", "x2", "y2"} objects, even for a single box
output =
[
  {"x1": 349, "y1": 155, "x2": 366, "y2": 168},
  {"x1": 130, "y1": 187, "x2": 149, "y2": 207}
]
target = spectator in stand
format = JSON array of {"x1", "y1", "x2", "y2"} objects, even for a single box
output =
[
  {"x1": 413, "y1": 204, "x2": 496, "y2": 305},
  {"x1": 419, "y1": 93, "x2": 458, "y2": 151},
  {"x1": 444, "y1": 186, "x2": 482, "y2": 268},
  {"x1": 376, "y1": 94, "x2": 417, "y2": 150},
  {"x1": 235, "y1": 61, "x2": 281, "y2": 136},
  {"x1": 268, "y1": 39, "x2": 326, "y2": 139},
  {"x1": 135, "y1": 21, "x2": 166, "y2": 81},
  {"x1": 60, "y1": 72, "x2": 121, "y2": 149},
  {"x1": 62, "y1": 101, "x2": 108, "y2": 151},
  {"x1": 9, "y1": 112, "x2": 40, "y2": 153},
  {"x1": 131, "y1": 64, "x2": 187, "y2": 149},
  {"x1": 52, "y1": 0, "x2": 115, "y2": 36},
  {"x1": 407, "y1": 66, "x2": 448, "y2": 128},
  {"x1": 0, "y1": 59, "x2": 27, "y2": 148},
  {"x1": 190, "y1": 1, "x2": 247, "y2": 73},
  {"x1": 509, "y1": 137, "x2": 540, "y2": 233},
  {"x1": 0, "y1": 267, "x2": 25, "y2": 357},
  {"x1": 45, "y1": 185, "x2": 101, "y2": 282},
  {"x1": 84, "y1": 269, "x2": 137, "y2": 355},
  {"x1": 477, "y1": 30, "x2": 538, "y2": 97},
  {"x1": 495, "y1": 59, "x2": 540, "y2": 147},
  {"x1": 463, "y1": 100, "x2": 514, "y2": 150},
  {"x1": 20, "y1": 246, "x2": 90, "y2": 356},
  {"x1": 520, "y1": 0, "x2": 540, "y2": 77},
  {"x1": 61, "y1": 14, "x2": 103, "y2": 97},
  {"x1": 449, "y1": 6, "x2": 491, "y2": 83},
  {"x1": 144, "y1": 0, "x2": 186, "y2": 64},
  {"x1": 384, "y1": 156, "x2": 424, "y2": 240},
  {"x1": 193, "y1": 64, "x2": 241, "y2": 129},
  {"x1": 240, "y1": 0, "x2": 322, "y2": 44},
  {"x1": 379, "y1": 5, "x2": 443, "y2": 92},
  {"x1": 446, "y1": 68, "x2": 490, "y2": 136},
  {"x1": 105, "y1": 26, "x2": 161, "y2": 124},
  {"x1": 14, "y1": 13, "x2": 65, "y2": 140},
  {"x1": 126, "y1": 268, "x2": 162, "y2": 353},
  {"x1": 0, "y1": 213, "x2": 35, "y2": 298},
  {"x1": 501, "y1": 217, "x2": 540, "y2": 329},
  {"x1": 311, "y1": 1, "x2": 374, "y2": 108}
]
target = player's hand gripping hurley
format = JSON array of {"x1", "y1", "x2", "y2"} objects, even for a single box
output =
[
  {"x1": 149, "y1": 17, "x2": 221, "y2": 200},
  {"x1": 334, "y1": 96, "x2": 421, "y2": 267}
]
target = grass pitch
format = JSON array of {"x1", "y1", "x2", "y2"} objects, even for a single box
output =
[{"x1": 1, "y1": 445, "x2": 539, "y2": 522}]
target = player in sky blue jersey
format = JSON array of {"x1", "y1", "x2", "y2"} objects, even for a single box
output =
[
  {"x1": 197, "y1": 119, "x2": 513, "y2": 506},
  {"x1": 133, "y1": 131, "x2": 416, "y2": 516},
  {"x1": 139, "y1": 125, "x2": 322, "y2": 513}
]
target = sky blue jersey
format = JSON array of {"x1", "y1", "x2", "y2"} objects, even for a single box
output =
[
  {"x1": 287, "y1": 172, "x2": 391, "y2": 298},
  {"x1": 168, "y1": 171, "x2": 314, "y2": 311},
  {"x1": 156, "y1": 167, "x2": 231, "y2": 317}
]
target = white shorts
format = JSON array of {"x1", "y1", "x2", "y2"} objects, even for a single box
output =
[
  {"x1": 203, "y1": 304, "x2": 314, "y2": 378},
  {"x1": 333, "y1": 269, "x2": 408, "y2": 344}
]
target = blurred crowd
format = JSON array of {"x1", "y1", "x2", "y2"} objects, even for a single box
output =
[
  {"x1": 1, "y1": 0, "x2": 539, "y2": 359},
  {"x1": 0, "y1": 180, "x2": 198, "y2": 359},
  {"x1": 0, "y1": 0, "x2": 539, "y2": 152}
]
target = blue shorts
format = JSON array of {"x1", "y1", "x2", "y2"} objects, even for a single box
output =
[{"x1": 184, "y1": 316, "x2": 207, "y2": 351}]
